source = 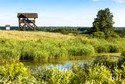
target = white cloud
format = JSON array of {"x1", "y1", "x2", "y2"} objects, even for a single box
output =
[
  {"x1": 92, "y1": 0, "x2": 125, "y2": 3},
  {"x1": 112, "y1": 0, "x2": 125, "y2": 3},
  {"x1": 112, "y1": 9, "x2": 125, "y2": 27},
  {"x1": 92, "y1": 0, "x2": 105, "y2": 2}
]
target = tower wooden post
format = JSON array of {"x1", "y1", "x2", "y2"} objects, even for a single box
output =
[{"x1": 17, "y1": 13, "x2": 38, "y2": 31}]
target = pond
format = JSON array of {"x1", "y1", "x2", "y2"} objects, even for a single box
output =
[{"x1": 21, "y1": 53, "x2": 120, "y2": 71}]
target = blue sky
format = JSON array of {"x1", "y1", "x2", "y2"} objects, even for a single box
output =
[{"x1": 0, "y1": 0, "x2": 125, "y2": 27}]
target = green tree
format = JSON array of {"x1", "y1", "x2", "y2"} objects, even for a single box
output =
[{"x1": 92, "y1": 8, "x2": 114, "y2": 35}]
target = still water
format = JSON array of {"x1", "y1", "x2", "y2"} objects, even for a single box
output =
[{"x1": 21, "y1": 53, "x2": 120, "y2": 71}]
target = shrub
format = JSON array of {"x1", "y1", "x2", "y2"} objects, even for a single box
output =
[
  {"x1": 95, "y1": 43, "x2": 121, "y2": 53},
  {"x1": 0, "y1": 63, "x2": 36, "y2": 83},
  {"x1": 118, "y1": 50, "x2": 125, "y2": 66},
  {"x1": 121, "y1": 50, "x2": 125, "y2": 56},
  {"x1": 95, "y1": 44, "x2": 109, "y2": 53},
  {"x1": 93, "y1": 31, "x2": 105, "y2": 38},
  {"x1": 86, "y1": 65, "x2": 114, "y2": 84},
  {"x1": 108, "y1": 44, "x2": 120, "y2": 53}
]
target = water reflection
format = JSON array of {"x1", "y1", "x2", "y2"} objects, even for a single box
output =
[
  {"x1": 22, "y1": 56, "x2": 93, "y2": 70},
  {"x1": 22, "y1": 54, "x2": 120, "y2": 71}
]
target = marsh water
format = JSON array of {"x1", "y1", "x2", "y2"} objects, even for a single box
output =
[{"x1": 21, "y1": 53, "x2": 120, "y2": 71}]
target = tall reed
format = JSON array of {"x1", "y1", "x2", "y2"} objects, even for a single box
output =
[{"x1": 0, "y1": 30, "x2": 125, "y2": 62}]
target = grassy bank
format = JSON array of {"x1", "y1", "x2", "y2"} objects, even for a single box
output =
[
  {"x1": 0, "y1": 30, "x2": 125, "y2": 62},
  {"x1": 0, "y1": 60, "x2": 125, "y2": 84},
  {"x1": 0, "y1": 53, "x2": 124, "y2": 84}
]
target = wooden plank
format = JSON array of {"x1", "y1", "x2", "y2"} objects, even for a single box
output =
[
  {"x1": 19, "y1": 20, "x2": 35, "y2": 23},
  {"x1": 18, "y1": 18, "x2": 21, "y2": 30}
]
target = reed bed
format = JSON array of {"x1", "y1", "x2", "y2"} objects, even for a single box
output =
[{"x1": 0, "y1": 30, "x2": 125, "y2": 62}]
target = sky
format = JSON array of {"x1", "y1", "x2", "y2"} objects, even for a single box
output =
[{"x1": 0, "y1": 0, "x2": 125, "y2": 27}]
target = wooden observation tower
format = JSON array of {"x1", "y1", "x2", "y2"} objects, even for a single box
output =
[{"x1": 17, "y1": 13, "x2": 38, "y2": 31}]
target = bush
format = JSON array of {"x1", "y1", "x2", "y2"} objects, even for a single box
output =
[
  {"x1": 93, "y1": 31, "x2": 105, "y2": 38},
  {"x1": 118, "y1": 50, "x2": 125, "y2": 66},
  {"x1": 105, "y1": 32, "x2": 120, "y2": 38},
  {"x1": 108, "y1": 44, "x2": 120, "y2": 53},
  {"x1": 95, "y1": 44, "x2": 109, "y2": 53},
  {"x1": 115, "y1": 28, "x2": 125, "y2": 37},
  {"x1": 95, "y1": 43, "x2": 121, "y2": 53},
  {"x1": 121, "y1": 50, "x2": 125, "y2": 56},
  {"x1": 0, "y1": 63, "x2": 36, "y2": 83},
  {"x1": 86, "y1": 65, "x2": 113, "y2": 84},
  {"x1": 39, "y1": 68, "x2": 72, "y2": 84}
]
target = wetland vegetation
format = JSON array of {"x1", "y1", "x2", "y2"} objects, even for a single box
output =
[
  {"x1": 0, "y1": 30, "x2": 125, "y2": 83},
  {"x1": 0, "y1": 30, "x2": 124, "y2": 62},
  {"x1": 0, "y1": 8, "x2": 125, "y2": 83}
]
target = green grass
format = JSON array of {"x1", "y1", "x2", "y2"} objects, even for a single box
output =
[{"x1": 0, "y1": 30, "x2": 125, "y2": 62}]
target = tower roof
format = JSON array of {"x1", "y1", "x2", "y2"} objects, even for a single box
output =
[{"x1": 17, "y1": 13, "x2": 38, "y2": 18}]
